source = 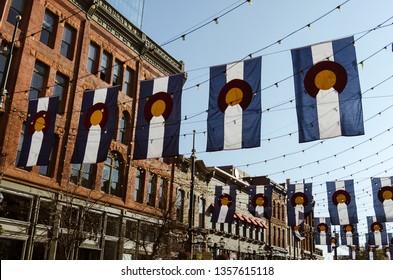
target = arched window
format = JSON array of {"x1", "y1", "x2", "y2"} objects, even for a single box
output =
[
  {"x1": 118, "y1": 111, "x2": 130, "y2": 144},
  {"x1": 101, "y1": 152, "x2": 123, "y2": 197}
]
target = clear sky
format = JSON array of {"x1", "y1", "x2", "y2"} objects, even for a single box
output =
[{"x1": 141, "y1": 0, "x2": 393, "y2": 248}]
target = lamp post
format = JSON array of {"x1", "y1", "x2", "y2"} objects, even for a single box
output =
[
  {"x1": 0, "y1": 15, "x2": 21, "y2": 109},
  {"x1": 187, "y1": 130, "x2": 196, "y2": 259}
]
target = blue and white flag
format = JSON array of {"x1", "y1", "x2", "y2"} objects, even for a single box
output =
[
  {"x1": 248, "y1": 185, "x2": 272, "y2": 219},
  {"x1": 366, "y1": 244, "x2": 377, "y2": 260},
  {"x1": 327, "y1": 180, "x2": 358, "y2": 225},
  {"x1": 207, "y1": 57, "x2": 261, "y2": 152},
  {"x1": 340, "y1": 224, "x2": 359, "y2": 246},
  {"x1": 211, "y1": 185, "x2": 236, "y2": 224},
  {"x1": 71, "y1": 86, "x2": 119, "y2": 163},
  {"x1": 314, "y1": 217, "x2": 331, "y2": 246},
  {"x1": 371, "y1": 177, "x2": 393, "y2": 222},
  {"x1": 17, "y1": 96, "x2": 59, "y2": 167},
  {"x1": 292, "y1": 223, "x2": 305, "y2": 241},
  {"x1": 291, "y1": 36, "x2": 364, "y2": 143},
  {"x1": 348, "y1": 246, "x2": 359, "y2": 260},
  {"x1": 133, "y1": 73, "x2": 184, "y2": 160},
  {"x1": 287, "y1": 183, "x2": 313, "y2": 226},
  {"x1": 387, "y1": 233, "x2": 393, "y2": 260},
  {"x1": 367, "y1": 216, "x2": 388, "y2": 246}
]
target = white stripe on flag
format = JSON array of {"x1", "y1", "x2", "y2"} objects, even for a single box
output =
[
  {"x1": 346, "y1": 232, "x2": 353, "y2": 246},
  {"x1": 26, "y1": 97, "x2": 49, "y2": 166},
  {"x1": 335, "y1": 180, "x2": 350, "y2": 224},
  {"x1": 147, "y1": 77, "x2": 168, "y2": 158},
  {"x1": 311, "y1": 42, "x2": 341, "y2": 139},
  {"x1": 217, "y1": 186, "x2": 230, "y2": 223},
  {"x1": 83, "y1": 88, "x2": 107, "y2": 163},
  {"x1": 294, "y1": 184, "x2": 305, "y2": 225},
  {"x1": 224, "y1": 62, "x2": 243, "y2": 150}
]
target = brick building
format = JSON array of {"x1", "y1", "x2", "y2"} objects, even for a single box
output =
[{"x1": 0, "y1": 0, "x2": 184, "y2": 259}]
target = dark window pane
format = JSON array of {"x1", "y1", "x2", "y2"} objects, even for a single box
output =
[{"x1": 0, "y1": 192, "x2": 31, "y2": 221}]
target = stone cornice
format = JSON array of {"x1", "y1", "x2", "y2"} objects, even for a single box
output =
[{"x1": 69, "y1": 0, "x2": 184, "y2": 75}]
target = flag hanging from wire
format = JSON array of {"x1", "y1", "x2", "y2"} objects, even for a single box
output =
[
  {"x1": 348, "y1": 246, "x2": 359, "y2": 260},
  {"x1": 291, "y1": 36, "x2": 364, "y2": 143},
  {"x1": 17, "y1": 96, "x2": 59, "y2": 167},
  {"x1": 286, "y1": 183, "x2": 313, "y2": 226},
  {"x1": 207, "y1": 57, "x2": 261, "y2": 152},
  {"x1": 71, "y1": 85, "x2": 119, "y2": 164},
  {"x1": 326, "y1": 179, "x2": 358, "y2": 225},
  {"x1": 367, "y1": 216, "x2": 388, "y2": 246},
  {"x1": 370, "y1": 177, "x2": 393, "y2": 222},
  {"x1": 211, "y1": 185, "x2": 236, "y2": 223},
  {"x1": 314, "y1": 217, "x2": 332, "y2": 246},
  {"x1": 248, "y1": 185, "x2": 272, "y2": 219},
  {"x1": 133, "y1": 73, "x2": 184, "y2": 160},
  {"x1": 340, "y1": 224, "x2": 359, "y2": 246}
]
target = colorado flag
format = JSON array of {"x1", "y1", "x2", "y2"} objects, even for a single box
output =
[
  {"x1": 211, "y1": 185, "x2": 236, "y2": 223},
  {"x1": 367, "y1": 216, "x2": 388, "y2": 246},
  {"x1": 207, "y1": 57, "x2": 261, "y2": 151},
  {"x1": 133, "y1": 73, "x2": 184, "y2": 160},
  {"x1": 287, "y1": 183, "x2": 313, "y2": 226},
  {"x1": 291, "y1": 36, "x2": 364, "y2": 143},
  {"x1": 371, "y1": 177, "x2": 393, "y2": 222},
  {"x1": 248, "y1": 185, "x2": 272, "y2": 219},
  {"x1": 314, "y1": 217, "x2": 331, "y2": 246},
  {"x1": 327, "y1": 180, "x2": 358, "y2": 225},
  {"x1": 71, "y1": 86, "x2": 119, "y2": 164},
  {"x1": 17, "y1": 96, "x2": 59, "y2": 167}
]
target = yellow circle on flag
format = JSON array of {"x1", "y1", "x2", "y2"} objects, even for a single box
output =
[
  {"x1": 382, "y1": 189, "x2": 393, "y2": 200},
  {"x1": 225, "y1": 87, "x2": 243, "y2": 106},
  {"x1": 90, "y1": 109, "x2": 103, "y2": 125},
  {"x1": 34, "y1": 117, "x2": 46, "y2": 131},
  {"x1": 294, "y1": 196, "x2": 304, "y2": 205},
  {"x1": 255, "y1": 196, "x2": 265, "y2": 206},
  {"x1": 314, "y1": 69, "x2": 337, "y2": 90},
  {"x1": 336, "y1": 193, "x2": 347, "y2": 203},
  {"x1": 151, "y1": 99, "x2": 166, "y2": 117}
]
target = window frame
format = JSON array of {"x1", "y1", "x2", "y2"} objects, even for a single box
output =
[
  {"x1": 60, "y1": 23, "x2": 76, "y2": 60},
  {"x1": 40, "y1": 9, "x2": 58, "y2": 48}
]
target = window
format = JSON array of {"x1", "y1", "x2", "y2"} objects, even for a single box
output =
[
  {"x1": 100, "y1": 51, "x2": 111, "y2": 83},
  {"x1": 198, "y1": 196, "x2": 205, "y2": 228},
  {"x1": 87, "y1": 42, "x2": 99, "y2": 73},
  {"x1": 70, "y1": 163, "x2": 96, "y2": 189},
  {"x1": 158, "y1": 178, "x2": 168, "y2": 210},
  {"x1": 134, "y1": 169, "x2": 145, "y2": 203},
  {"x1": 106, "y1": 216, "x2": 120, "y2": 236},
  {"x1": 176, "y1": 189, "x2": 185, "y2": 222},
  {"x1": 7, "y1": 0, "x2": 26, "y2": 26},
  {"x1": 40, "y1": 10, "x2": 57, "y2": 48},
  {"x1": 60, "y1": 24, "x2": 76, "y2": 60},
  {"x1": 37, "y1": 200, "x2": 54, "y2": 225},
  {"x1": 118, "y1": 112, "x2": 129, "y2": 144},
  {"x1": 101, "y1": 152, "x2": 123, "y2": 197},
  {"x1": 123, "y1": 67, "x2": 135, "y2": 97},
  {"x1": 147, "y1": 173, "x2": 157, "y2": 206},
  {"x1": 125, "y1": 220, "x2": 138, "y2": 240},
  {"x1": 0, "y1": 192, "x2": 32, "y2": 221},
  {"x1": 53, "y1": 72, "x2": 69, "y2": 114},
  {"x1": 112, "y1": 59, "x2": 123, "y2": 86},
  {"x1": 38, "y1": 134, "x2": 59, "y2": 177},
  {"x1": 29, "y1": 61, "x2": 49, "y2": 100},
  {"x1": 60, "y1": 205, "x2": 79, "y2": 229}
]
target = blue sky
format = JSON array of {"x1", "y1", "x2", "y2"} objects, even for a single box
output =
[{"x1": 141, "y1": 0, "x2": 393, "y2": 245}]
